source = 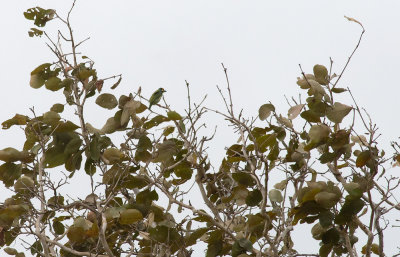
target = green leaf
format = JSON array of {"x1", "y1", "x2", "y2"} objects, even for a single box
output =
[
  {"x1": 67, "y1": 226, "x2": 85, "y2": 243},
  {"x1": 0, "y1": 148, "x2": 33, "y2": 163},
  {"x1": 31, "y1": 63, "x2": 51, "y2": 75},
  {"x1": 246, "y1": 214, "x2": 265, "y2": 236},
  {"x1": 23, "y1": 138, "x2": 36, "y2": 151},
  {"x1": 65, "y1": 152, "x2": 83, "y2": 172},
  {"x1": 330, "y1": 129, "x2": 350, "y2": 151},
  {"x1": 308, "y1": 124, "x2": 330, "y2": 145},
  {"x1": 24, "y1": 7, "x2": 55, "y2": 27},
  {"x1": 238, "y1": 238, "x2": 253, "y2": 251},
  {"x1": 50, "y1": 104, "x2": 64, "y2": 113},
  {"x1": 73, "y1": 217, "x2": 90, "y2": 230},
  {"x1": 137, "y1": 135, "x2": 152, "y2": 152},
  {"x1": 186, "y1": 228, "x2": 209, "y2": 246},
  {"x1": 319, "y1": 152, "x2": 336, "y2": 164},
  {"x1": 193, "y1": 215, "x2": 212, "y2": 223},
  {"x1": 319, "y1": 244, "x2": 333, "y2": 257},
  {"x1": 163, "y1": 126, "x2": 175, "y2": 136},
  {"x1": 269, "y1": 189, "x2": 283, "y2": 203},
  {"x1": 331, "y1": 87, "x2": 347, "y2": 93},
  {"x1": 267, "y1": 142, "x2": 280, "y2": 161},
  {"x1": 308, "y1": 101, "x2": 329, "y2": 116},
  {"x1": 178, "y1": 120, "x2": 186, "y2": 133},
  {"x1": 135, "y1": 150, "x2": 152, "y2": 163},
  {"x1": 95, "y1": 93, "x2": 118, "y2": 109},
  {"x1": 30, "y1": 241, "x2": 43, "y2": 256},
  {"x1": 206, "y1": 241, "x2": 223, "y2": 257},
  {"x1": 2, "y1": 114, "x2": 29, "y2": 129},
  {"x1": 335, "y1": 198, "x2": 365, "y2": 225},
  {"x1": 174, "y1": 162, "x2": 193, "y2": 180},
  {"x1": 85, "y1": 158, "x2": 95, "y2": 175},
  {"x1": 258, "y1": 104, "x2": 275, "y2": 121},
  {"x1": 54, "y1": 121, "x2": 79, "y2": 132},
  {"x1": 255, "y1": 133, "x2": 276, "y2": 153},
  {"x1": 232, "y1": 172, "x2": 255, "y2": 187},
  {"x1": 2, "y1": 228, "x2": 18, "y2": 245},
  {"x1": 326, "y1": 102, "x2": 352, "y2": 123},
  {"x1": 103, "y1": 148, "x2": 122, "y2": 163},
  {"x1": 313, "y1": 64, "x2": 329, "y2": 85},
  {"x1": 356, "y1": 151, "x2": 371, "y2": 168},
  {"x1": 246, "y1": 189, "x2": 262, "y2": 206},
  {"x1": 227, "y1": 144, "x2": 242, "y2": 157},
  {"x1": 232, "y1": 186, "x2": 249, "y2": 205},
  {"x1": 314, "y1": 191, "x2": 338, "y2": 209},
  {"x1": 60, "y1": 78, "x2": 74, "y2": 89},
  {"x1": 123, "y1": 175, "x2": 149, "y2": 189},
  {"x1": 136, "y1": 189, "x2": 158, "y2": 205},
  {"x1": 48, "y1": 195, "x2": 64, "y2": 206},
  {"x1": 167, "y1": 111, "x2": 182, "y2": 120},
  {"x1": 300, "y1": 110, "x2": 321, "y2": 123},
  {"x1": 344, "y1": 182, "x2": 363, "y2": 199},
  {"x1": 53, "y1": 221, "x2": 65, "y2": 235},
  {"x1": 42, "y1": 111, "x2": 60, "y2": 126},
  {"x1": 119, "y1": 209, "x2": 143, "y2": 224},
  {"x1": 274, "y1": 179, "x2": 288, "y2": 190},
  {"x1": 153, "y1": 140, "x2": 177, "y2": 162},
  {"x1": 4, "y1": 247, "x2": 18, "y2": 255},
  {"x1": 89, "y1": 135, "x2": 100, "y2": 161},
  {"x1": 75, "y1": 66, "x2": 96, "y2": 81},
  {"x1": 232, "y1": 238, "x2": 253, "y2": 256},
  {"x1": 28, "y1": 28, "x2": 43, "y2": 37},
  {"x1": 297, "y1": 187, "x2": 320, "y2": 204},
  {"x1": 105, "y1": 207, "x2": 123, "y2": 221},
  {"x1": 98, "y1": 136, "x2": 112, "y2": 149},
  {"x1": 143, "y1": 115, "x2": 169, "y2": 129},
  {"x1": 371, "y1": 243, "x2": 380, "y2": 255},
  {"x1": 14, "y1": 175, "x2": 34, "y2": 193},
  {"x1": 99, "y1": 117, "x2": 119, "y2": 134},
  {"x1": 149, "y1": 225, "x2": 179, "y2": 243},
  {"x1": 0, "y1": 163, "x2": 22, "y2": 187},
  {"x1": 322, "y1": 228, "x2": 340, "y2": 244},
  {"x1": 30, "y1": 74, "x2": 45, "y2": 89},
  {"x1": 44, "y1": 146, "x2": 67, "y2": 168},
  {"x1": 64, "y1": 138, "x2": 82, "y2": 156},
  {"x1": 319, "y1": 210, "x2": 334, "y2": 228},
  {"x1": 45, "y1": 77, "x2": 62, "y2": 91}
]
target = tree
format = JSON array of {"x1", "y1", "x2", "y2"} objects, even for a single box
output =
[{"x1": 0, "y1": 3, "x2": 399, "y2": 257}]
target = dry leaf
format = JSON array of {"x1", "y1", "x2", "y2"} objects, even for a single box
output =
[
  {"x1": 351, "y1": 135, "x2": 368, "y2": 145},
  {"x1": 95, "y1": 80, "x2": 104, "y2": 92},
  {"x1": 344, "y1": 15, "x2": 363, "y2": 28},
  {"x1": 278, "y1": 114, "x2": 293, "y2": 128},
  {"x1": 288, "y1": 104, "x2": 305, "y2": 120}
]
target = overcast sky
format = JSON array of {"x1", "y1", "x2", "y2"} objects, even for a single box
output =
[{"x1": 1, "y1": 0, "x2": 400, "y2": 255}]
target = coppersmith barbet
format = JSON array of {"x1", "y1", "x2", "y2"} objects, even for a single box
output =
[{"x1": 148, "y1": 88, "x2": 166, "y2": 110}]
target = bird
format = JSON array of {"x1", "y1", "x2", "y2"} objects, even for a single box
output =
[{"x1": 148, "y1": 88, "x2": 166, "y2": 110}]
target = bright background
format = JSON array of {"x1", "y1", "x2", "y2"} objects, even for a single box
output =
[{"x1": 1, "y1": 0, "x2": 400, "y2": 255}]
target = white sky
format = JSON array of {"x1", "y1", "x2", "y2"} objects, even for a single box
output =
[{"x1": 1, "y1": 0, "x2": 400, "y2": 256}]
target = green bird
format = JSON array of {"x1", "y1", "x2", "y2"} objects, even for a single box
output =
[{"x1": 148, "y1": 88, "x2": 166, "y2": 110}]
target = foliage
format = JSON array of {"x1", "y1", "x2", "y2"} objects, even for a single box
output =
[{"x1": 0, "y1": 3, "x2": 399, "y2": 257}]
